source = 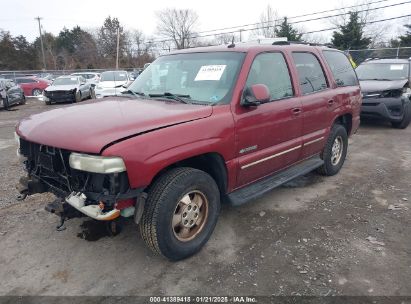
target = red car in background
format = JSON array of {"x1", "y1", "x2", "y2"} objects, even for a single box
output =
[{"x1": 14, "y1": 77, "x2": 50, "y2": 96}]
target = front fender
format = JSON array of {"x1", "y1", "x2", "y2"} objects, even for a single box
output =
[{"x1": 102, "y1": 106, "x2": 235, "y2": 189}]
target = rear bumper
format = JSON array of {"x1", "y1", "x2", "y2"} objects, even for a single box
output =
[{"x1": 360, "y1": 97, "x2": 408, "y2": 122}]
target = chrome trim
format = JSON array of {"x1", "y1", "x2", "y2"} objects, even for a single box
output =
[
  {"x1": 303, "y1": 136, "x2": 324, "y2": 147},
  {"x1": 241, "y1": 145, "x2": 302, "y2": 169}
]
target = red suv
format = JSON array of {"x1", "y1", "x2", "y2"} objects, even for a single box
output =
[
  {"x1": 14, "y1": 76, "x2": 50, "y2": 96},
  {"x1": 16, "y1": 43, "x2": 361, "y2": 260}
]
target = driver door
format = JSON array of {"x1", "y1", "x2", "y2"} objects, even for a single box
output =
[{"x1": 233, "y1": 52, "x2": 304, "y2": 188}]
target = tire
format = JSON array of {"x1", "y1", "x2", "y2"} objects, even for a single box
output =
[
  {"x1": 88, "y1": 89, "x2": 93, "y2": 99},
  {"x1": 317, "y1": 124, "x2": 348, "y2": 176},
  {"x1": 3, "y1": 97, "x2": 9, "y2": 110},
  {"x1": 20, "y1": 94, "x2": 26, "y2": 105},
  {"x1": 45, "y1": 100, "x2": 51, "y2": 105},
  {"x1": 32, "y1": 89, "x2": 42, "y2": 96},
  {"x1": 140, "y1": 167, "x2": 221, "y2": 261},
  {"x1": 74, "y1": 91, "x2": 81, "y2": 103},
  {"x1": 391, "y1": 103, "x2": 411, "y2": 129}
]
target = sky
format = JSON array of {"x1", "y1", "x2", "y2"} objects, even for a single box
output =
[{"x1": 0, "y1": 0, "x2": 410, "y2": 44}]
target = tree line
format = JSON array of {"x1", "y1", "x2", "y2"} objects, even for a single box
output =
[{"x1": 1, "y1": 6, "x2": 411, "y2": 71}]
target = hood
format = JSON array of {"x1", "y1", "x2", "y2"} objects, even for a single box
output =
[
  {"x1": 98, "y1": 81, "x2": 127, "y2": 88},
  {"x1": 45, "y1": 84, "x2": 78, "y2": 92},
  {"x1": 16, "y1": 97, "x2": 213, "y2": 154},
  {"x1": 359, "y1": 79, "x2": 408, "y2": 93}
]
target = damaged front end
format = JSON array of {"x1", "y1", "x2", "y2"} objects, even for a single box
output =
[{"x1": 16, "y1": 136, "x2": 144, "y2": 229}]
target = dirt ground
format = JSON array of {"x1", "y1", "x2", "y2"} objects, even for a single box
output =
[{"x1": 0, "y1": 98, "x2": 410, "y2": 297}]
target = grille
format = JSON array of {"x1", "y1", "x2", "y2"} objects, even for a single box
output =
[{"x1": 19, "y1": 138, "x2": 130, "y2": 202}]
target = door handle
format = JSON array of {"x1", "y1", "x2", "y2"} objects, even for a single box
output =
[
  {"x1": 291, "y1": 108, "x2": 302, "y2": 115},
  {"x1": 327, "y1": 100, "x2": 334, "y2": 107}
]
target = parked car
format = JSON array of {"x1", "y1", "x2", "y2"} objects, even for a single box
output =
[
  {"x1": 36, "y1": 73, "x2": 54, "y2": 81},
  {"x1": 15, "y1": 43, "x2": 361, "y2": 260},
  {"x1": 356, "y1": 58, "x2": 411, "y2": 128},
  {"x1": 70, "y1": 72, "x2": 100, "y2": 87},
  {"x1": 14, "y1": 76, "x2": 50, "y2": 96},
  {"x1": 94, "y1": 71, "x2": 131, "y2": 98},
  {"x1": 0, "y1": 79, "x2": 25, "y2": 109},
  {"x1": 42, "y1": 76, "x2": 93, "y2": 104}
]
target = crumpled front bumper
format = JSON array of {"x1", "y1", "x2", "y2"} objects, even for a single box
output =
[
  {"x1": 65, "y1": 192, "x2": 120, "y2": 221},
  {"x1": 360, "y1": 96, "x2": 409, "y2": 122}
]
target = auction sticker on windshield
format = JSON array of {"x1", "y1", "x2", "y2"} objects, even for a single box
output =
[{"x1": 195, "y1": 65, "x2": 226, "y2": 81}]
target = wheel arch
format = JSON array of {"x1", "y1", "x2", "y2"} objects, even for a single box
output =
[
  {"x1": 333, "y1": 113, "x2": 353, "y2": 135},
  {"x1": 149, "y1": 152, "x2": 228, "y2": 196}
]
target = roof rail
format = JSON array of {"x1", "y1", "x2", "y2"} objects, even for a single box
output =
[{"x1": 272, "y1": 41, "x2": 334, "y2": 48}]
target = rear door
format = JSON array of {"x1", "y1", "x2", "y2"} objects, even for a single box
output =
[
  {"x1": 291, "y1": 52, "x2": 335, "y2": 159},
  {"x1": 234, "y1": 52, "x2": 303, "y2": 188}
]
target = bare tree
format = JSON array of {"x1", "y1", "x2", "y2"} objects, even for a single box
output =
[
  {"x1": 156, "y1": 8, "x2": 199, "y2": 49},
  {"x1": 251, "y1": 5, "x2": 280, "y2": 38},
  {"x1": 214, "y1": 33, "x2": 236, "y2": 45}
]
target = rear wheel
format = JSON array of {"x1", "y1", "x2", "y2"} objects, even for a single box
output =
[
  {"x1": 32, "y1": 89, "x2": 42, "y2": 96},
  {"x1": 317, "y1": 124, "x2": 348, "y2": 176},
  {"x1": 140, "y1": 167, "x2": 220, "y2": 260},
  {"x1": 391, "y1": 103, "x2": 411, "y2": 129}
]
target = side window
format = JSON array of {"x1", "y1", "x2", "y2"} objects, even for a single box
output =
[
  {"x1": 323, "y1": 51, "x2": 359, "y2": 87},
  {"x1": 246, "y1": 52, "x2": 293, "y2": 101},
  {"x1": 292, "y1": 52, "x2": 328, "y2": 95}
]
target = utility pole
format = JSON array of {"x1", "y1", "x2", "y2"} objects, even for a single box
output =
[
  {"x1": 35, "y1": 16, "x2": 46, "y2": 70},
  {"x1": 116, "y1": 27, "x2": 120, "y2": 69},
  {"x1": 239, "y1": 29, "x2": 244, "y2": 42}
]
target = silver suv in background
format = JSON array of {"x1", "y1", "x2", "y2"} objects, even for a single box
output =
[
  {"x1": 70, "y1": 72, "x2": 101, "y2": 88},
  {"x1": 94, "y1": 71, "x2": 131, "y2": 99}
]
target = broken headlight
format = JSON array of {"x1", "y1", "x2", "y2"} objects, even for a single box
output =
[{"x1": 69, "y1": 153, "x2": 126, "y2": 174}]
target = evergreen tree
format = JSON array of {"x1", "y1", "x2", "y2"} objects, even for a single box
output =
[
  {"x1": 332, "y1": 11, "x2": 371, "y2": 50},
  {"x1": 275, "y1": 17, "x2": 302, "y2": 41},
  {"x1": 398, "y1": 24, "x2": 411, "y2": 47}
]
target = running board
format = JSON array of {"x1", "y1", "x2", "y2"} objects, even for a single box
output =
[{"x1": 227, "y1": 156, "x2": 324, "y2": 206}]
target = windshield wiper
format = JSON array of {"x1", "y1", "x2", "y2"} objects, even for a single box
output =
[
  {"x1": 149, "y1": 92, "x2": 191, "y2": 104},
  {"x1": 360, "y1": 78, "x2": 394, "y2": 81},
  {"x1": 121, "y1": 90, "x2": 145, "y2": 98}
]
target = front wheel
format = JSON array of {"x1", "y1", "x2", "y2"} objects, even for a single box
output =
[
  {"x1": 391, "y1": 103, "x2": 411, "y2": 129},
  {"x1": 20, "y1": 94, "x2": 26, "y2": 105},
  {"x1": 140, "y1": 167, "x2": 221, "y2": 261},
  {"x1": 74, "y1": 91, "x2": 81, "y2": 103},
  {"x1": 317, "y1": 124, "x2": 348, "y2": 176}
]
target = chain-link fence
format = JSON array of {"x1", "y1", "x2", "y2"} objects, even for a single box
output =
[
  {"x1": 348, "y1": 47, "x2": 411, "y2": 66},
  {"x1": 0, "y1": 68, "x2": 138, "y2": 81}
]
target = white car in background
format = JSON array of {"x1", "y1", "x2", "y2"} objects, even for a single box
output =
[
  {"x1": 70, "y1": 72, "x2": 101, "y2": 87},
  {"x1": 94, "y1": 71, "x2": 131, "y2": 99}
]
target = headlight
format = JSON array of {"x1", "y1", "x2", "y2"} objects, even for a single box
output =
[
  {"x1": 69, "y1": 153, "x2": 126, "y2": 174},
  {"x1": 402, "y1": 87, "x2": 411, "y2": 97}
]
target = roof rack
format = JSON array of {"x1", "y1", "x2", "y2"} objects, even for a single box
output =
[{"x1": 272, "y1": 41, "x2": 334, "y2": 48}]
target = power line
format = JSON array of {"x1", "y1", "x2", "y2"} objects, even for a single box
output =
[
  {"x1": 194, "y1": 0, "x2": 393, "y2": 35},
  {"x1": 158, "y1": 13, "x2": 411, "y2": 52},
  {"x1": 151, "y1": 1, "x2": 411, "y2": 44}
]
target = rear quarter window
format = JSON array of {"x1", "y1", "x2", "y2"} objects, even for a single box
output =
[{"x1": 323, "y1": 51, "x2": 359, "y2": 87}]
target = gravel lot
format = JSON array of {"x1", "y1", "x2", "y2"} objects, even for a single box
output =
[{"x1": 0, "y1": 98, "x2": 410, "y2": 296}]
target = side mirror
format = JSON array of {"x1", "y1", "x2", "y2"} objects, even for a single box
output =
[{"x1": 241, "y1": 84, "x2": 270, "y2": 107}]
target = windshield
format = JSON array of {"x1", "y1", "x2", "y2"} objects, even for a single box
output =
[
  {"x1": 127, "y1": 52, "x2": 245, "y2": 104},
  {"x1": 100, "y1": 71, "x2": 128, "y2": 82},
  {"x1": 52, "y1": 77, "x2": 78, "y2": 85},
  {"x1": 356, "y1": 63, "x2": 409, "y2": 80}
]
